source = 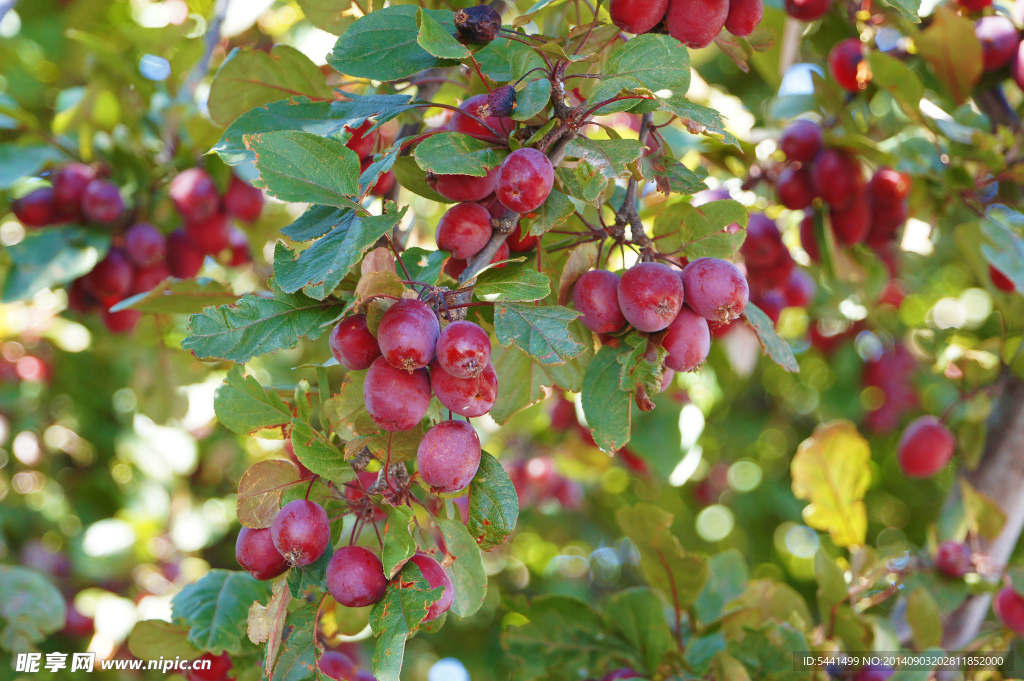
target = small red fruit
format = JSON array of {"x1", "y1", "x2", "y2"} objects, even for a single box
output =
[
  {"x1": 80, "y1": 180, "x2": 124, "y2": 224},
  {"x1": 496, "y1": 148, "x2": 554, "y2": 214},
  {"x1": 935, "y1": 540, "x2": 972, "y2": 578},
  {"x1": 609, "y1": 0, "x2": 670, "y2": 34},
  {"x1": 573, "y1": 270, "x2": 627, "y2": 334},
  {"x1": 662, "y1": 306, "x2": 711, "y2": 372},
  {"x1": 785, "y1": 0, "x2": 830, "y2": 19},
  {"x1": 897, "y1": 415, "x2": 955, "y2": 478},
  {"x1": 436, "y1": 321, "x2": 491, "y2": 379},
  {"x1": 417, "y1": 419, "x2": 482, "y2": 494},
  {"x1": 326, "y1": 546, "x2": 388, "y2": 608},
  {"x1": 270, "y1": 499, "x2": 330, "y2": 566},
  {"x1": 430, "y1": 169, "x2": 500, "y2": 203},
  {"x1": 376, "y1": 299, "x2": 440, "y2": 371},
  {"x1": 329, "y1": 315, "x2": 382, "y2": 371},
  {"x1": 407, "y1": 554, "x2": 454, "y2": 622},
  {"x1": 185, "y1": 213, "x2": 231, "y2": 255},
  {"x1": 780, "y1": 120, "x2": 824, "y2": 162},
  {"x1": 681, "y1": 258, "x2": 749, "y2": 323},
  {"x1": 170, "y1": 168, "x2": 220, "y2": 223},
  {"x1": 666, "y1": 0, "x2": 729, "y2": 48},
  {"x1": 167, "y1": 229, "x2": 206, "y2": 279},
  {"x1": 364, "y1": 357, "x2": 431, "y2": 431},
  {"x1": 12, "y1": 187, "x2": 57, "y2": 227},
  {"x1": 235, "y1": 527, "x2": 290, "y2": 580},
  {"x1": 436, "y1": 202, "x2": 493, "y2": 260},
  {"x1": 828, "y1": 38, "x2": 866, "y2": 92},
  {"x1": 994, "y1": 586, "x2": 1024, "y2": 635},
  {"x1": 223, "y1": 175, "x2": 264, "y2": 223},
  {"x1": 776, "y1": 165, "x2": 816, "y2": 210},
  {"x1": 617, "y1": 262, "x2": 684, "y2": 332}
]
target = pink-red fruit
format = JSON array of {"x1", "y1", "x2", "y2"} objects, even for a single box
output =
[
  {"x1": 609, "y1": 0, "x2": 669, "y2": 34},
  {"x1": 318, "y1": 651, "x2": 359, "y2": 681},
  {"x1": 897, "y1": 415, "x2": 955, "y2": 478},
  {"x1": 667, "y1": 0, "x2": 729, "y2": 48},
  {"x1": 617, "y1": 262, "x2": 684, "y2": 332},
  {"x1": 994, "y1": 586, "x2": 1024, "y2": 635},
  {"x1": 430, "y1": 168, "x2": 500, "y2": 203},
  {"x1": 496, "y1": 148, "x2": 554, "y2": 214},
  {"x1": 436, "y1": 321, "x2": 491, "y2": 379},
  {"x1": 935, "y1": 540, "x2": 972, "y2": 578},
  {"x1": 271, "y1": 499, "x2": 330, "y2": 566},
  {"x1": 430, "y1": 360, "x2": 498, "y2": 418},
  {"x1": 785, "y1": 0, "x2": 830, "y2": 20},
  {"x1": 377, "y1": 299, "x2": 440, "y2": 371},
  {"x1": 681, "y1": 258, "x2": 749, "y2": 323},
  {"x1": 187, "y1": 653, "x2": 233, "y2": 681},
  {"x1": 829, "y1": 39, "x2": 865, "y2": 92},
  {"x1": 364, "y1": 357, "x2": 431, "y2": 431},
  {"x1": 167, "y1": 229, "x2": 206, "y2": 279},
  {"x1": 12, "y1": 188, "x2": 57, "y2": 227},
  {"x1": 780, "y1": 120, "x2": 824, "y2": 162},
  {"x1": 235, "y1": 527, "x2": 290, "y2": 580},
  {"x1": 436, "y1": 203, "x2": 492, "y2": 260},
  {"x1": 326, "y1": 546, "x2": 388, "y2": 608},
  {"x1": 329, "y1": 315, "x2": 381, "y2": 371},
  {"x1": 574, "y1": 270, "x2": 627, "y2": 334},
  {"x1": 725, "y1": 0, "x2": 763, "y2": 37},
  {"x1": 170, "y1": 168, "x2": 220, "y2": 223},
  {"x1": 417, "y1": 420, "x2": 482, "y2": 494},
  {"x1": 81, "y1": 180, "x2": 124, "y2": 224},
  {"x1": 124, "y1": 223, "x2": 166, "y2": 267},
  {"x1": 407, "y1": 554, "x2": 454, "y2": 622},
  {"x1": 224, "y1": 176, "x2": 264, "y2": 222},
  {"x1": 662, "y1": 306, "x2": 711, "y2": 372},
  {"x1": 812, "y1": 149, "x2": 864, "y2": 209}
]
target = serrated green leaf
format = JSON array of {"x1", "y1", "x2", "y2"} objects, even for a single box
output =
[
  {"x1": 648, "y1": 155, "x2": 708, "y2": 195},
  {"x1": 0, "y1": 566, "x2": 66, "y2": 653},
  {"x1": 208, "y1": 45, "x2": 332, "y2": 127},
  {"x1": 605, "y1": 587, "x2": 674, "y2": 675},
  {"x1": 467, "y1": 451, "x2": 518, "y2": 550},
  {"x1": 1, "y1": 227, "x2": 109, "y2": 304},
  {"x1": 171, "y1": 570, "x2": 272, "y2": 654},
  {"x1": 414, "y1": 132, "x2": 506, "y2": 177},
  {"x1": 744, "y1": 303, "x2": 799, "y2": 373},
  {"x1": 880, "y1": 0, "x2": 921, "y2": 22},
  {"x1": 214, "y1": 366, "x2": 293, "y2": 438},
  {"x1": 272, "y1": 602, "x2": 317, "y2": 681},
  {"x1": 417, "y1": 8, "x2": 470, "y2": 59},
  {"x1": 511, "y1": 78, "x2": 551, "y2": 121},
  {"x1": 585, "y1": 34, "x2": 691, "y2": 116},
  {"x1": 563, "y1": 138, "x2": 643, "y2": 179},
  {"x1": 475, "y1": 36, "x2": 546, "y2": 82},
  {"x1": 401, "y1": 247, "x2": 447, "y2": 287},
  {"x1": 556, "y1": 161, "x2": 607, "y2": 204},
  {"x1": 582, "y1": 344, "x2": 632, "y2": 452},
  {"x1": 436, "y1": 518, "x2": 487, "y2": 618},
  {"x1": 370, "y1": 564, "x2": 445, "y2": 681},
  {"x1": 521, "y1": 189, "x2": 575, "y2": 236},
  {"x1": 382, "y1": 506, "x2": 417, "y2": 578},
  {"x1": 868, "y1": 51, "x2": 923, "y2": 116},
  {"x1": 324, "y1": 371, "x2": 378, "y2": 441},
  {"x1": 290, "y1": 418, "x2": 355, "y2": 485},
  {"x1": 286, "y1": 542, "x2": 333, "y2": 600},
  {"x1": 244, "y1": 131, "x2": 362, "y2": 209},
  {"x1": 660, "y1": 96, "x2": 741, "y2": 148},
  {"x1": 494, "y1": 302, "x2": 583, "y2": 364},
  {"x1": 981, "y1": 207, "x2": 1024, "y2": 294},
  {"x1": 472, "y1": 262, "x2": 550, "y2": 302},
  {"x1": 694, "y1": 549, "x2": 748, "y2": 626},
  {"x1": 111, "y1": 277, "x2": 239, "y2": 314},
  {"x1": 294, "y1": 0, "x2": 359, "y2": 35}
]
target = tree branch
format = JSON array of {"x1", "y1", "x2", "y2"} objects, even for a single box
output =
[{"x1": 613, "y1": 112, "x2": 654, "y2": 255}]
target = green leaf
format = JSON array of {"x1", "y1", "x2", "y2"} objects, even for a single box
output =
[
  {"x1": 414, "y1": 132, "x2": 506, "y2": 177},
  {"x1": 127, "y1": 620, "x2": 202, "y2": 662},
  {"x1": 111, "y1": 277, "x2": 239, "y2": 314},
  {"x1": 907, "y1": 588, "x2": 942, "y2": 650},
  {"x1": 467, "y1": 451, "x2": 519, "y2": 551},
  {"x1": 1, "y1": 227, "x2": 109, "y2": 303},
  {"x1": 328, "y1": 6, "x2": 461, "y2": 82},
  {"x1": 286, "y1": 542, "x2": 333, "y2": 599},
  {"x1": 391, "y1": 156, "x2": 453, "y2": 203},
  {"x1": 814, "y1": 549, "x2": 848, "y2": 622},
  {"x1": 563, "y1": 138, "x2": 643, "y2": 179},
  {"x1": 585, "y1": 34, "x2": 691, "y2": 115},
  {"x1": 272, "y1": 602, "x2": 318, "y2": 681},
  {"x1": 0, "y1": 144, "x2": 65, "y2": 189},
  {"x1": 274, "y1": 204, "x2": 407, "y2": 300},
  {"x1": 182, "y1": 279, "x2": 338, "y2": 364},
  {"x1": 521, "y1": 189, "x2": 575, "y2": 236},
  {"x1": 916, "y1": 7, "x2": 982, "y2": 106},
  {"x1": 207, "y1": 45, "x2": 332, "y2": 127},
  {"x1": 475, "y1": 37, "x2": 546, "y2": 83},
  {"x1": 281, "y1": 205, "x2": 347, "y2": 242},
  {"x1": 494, "y1": 302, "x2": 584, "y2": 365},
  {"x1": 605, "y1": 587, "x2": 675, "y2": 675},
  {"x1": 214, "y1": 366, "x2": 293, "y2": 438},
  {"x1": 582, "y1": 345, "x2": 632, "y2": 452},
  {"x1": 880, "y1": 0, "x2": 921, "y2": 22},
  {"x1": 959, "y1": 478, "x2": 1006, "y2": 541},
  {"x1": 660, "y1": 96, "x2": 741, "y2": 148},
  {"x1": 511, "y1": 78, "x2": 551, "y2": 121},
  {"x1": 472, "y1": 262, "x2": 550, "y2": 302},
  {"x1": 694, "y1": 549, "x2": 749, "y2": 626},
  {"x1": 557, "y1": 161, "x2": 608, "y2": 204},
  {"x1": 557, "y1": 242, "x2": 598, "y2": 305},
  {"x1": 244, "y1": 131, "x2": 361, "y2": 209},
  {"x1": 0, "y1": 566, "x2": 66, "y2": 653},
  {"x1": 648, "y1": 155, "x2": 708, "y2": 195},
  {"x1": 868, "y1": 51, "x2": 923, "y2": 116},
  {"x1": 616, "y1": 503, "x2": 709, "y2": 608},
  {"x1": 370, "y1": 563, "x2": 445, "y2": 681},
  {"x1": 744, "y1": 303, "x2": 800, "y2": 373},
  {"x1": 417, "y1": 8, "x2": 470, "y2": 59},
  {"x1": 171, "y1": 570, "x2": 272, "y2": 654},
  {"x1": 290, "y1": 418, "x2": 355, "y2": 485},
  {"x1": 401, "y1": 247, "x2": 447, "y2": 286},
  {"x1": 437, "y1": 518, "x2": 487, "y2": 618},
  {"x1": 324, "y1": 371, "x2": 379, "y2": 441},
  {"x1": 382, "y1": 506, "x2": 417, "y2": 579},
  {"x1": 295, "y1": 0, "x2": 361, "y2": 35}
]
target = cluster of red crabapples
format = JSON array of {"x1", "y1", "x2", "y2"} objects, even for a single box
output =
[
  {"x1": 572, "y1": 256, "x2": 750, "y2": 392},
  {"x1": 608, "y1": 0, "x2": 765, "y2": 49},
  {"x1": 9, "y1": 163, "x2": 263, "y2": 333}
]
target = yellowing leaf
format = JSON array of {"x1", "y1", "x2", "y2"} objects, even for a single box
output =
[{"x1": 791, "y1": 420, "x2": 871, "y2": 547}]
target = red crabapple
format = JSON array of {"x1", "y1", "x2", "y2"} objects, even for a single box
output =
[
  {"x1": 609, "y1": 0, "x2": 669, "y2": 34},
  {"x1": 167, "y1": 229, "x2": 206, "y2": 278},
  {"x1": 666, "y1": 0, "x2": 729, "y2": 49},
  {"x1": 994, "y1": 586, "x2": 1024, "y2": 635},
  {"x1": 102, "y1": 308, "x2": 141, "y2": 334},
  {"x1": 11, "y1": 187, "x2": 56, "y2": 227},
  {"x1": 430, "y1": 360, "x2": 498, "y2": 417},
  {"x1": 868, "y1": 167, "x2": 911, "y2": 205},
  {"x1": 124, "y1": 223, "x2": 166, "y2": 268},
  {"x1": 897, "y1": 415, "x2": 955, "y2": 478},
  {"x1": 447, "y1": 93, "x2": 513, "y2": 137},
  {"x1": 235, "y1": 526, "x2": 290, "y2": 580},
  {"x1": 725, "y1": 0, "x2": 763, "y2": 37},
  {"x1": 681, "y1": 258, "x2": 749, "y2": 322},
  {"x1": 345, "y1": 120, "x2": 377, "y2": 159},
  {"x1": 662, "y1": 306, "x2": 711, "y2": 372},
  {"x1": 828, "y1": 38, "x2": 865, "y2": 92},
  {"x1": 52, "y1": 163, "x2": 95, "y2": 214},
  {"x1": 318, "y1": 651, "x2": 359, "y2": 681},
  {"x1": 573, "y1": 270, "x2": 627, "y2": 334},
  {"x1": 780, "y1": 120, "x2": 824, "y2": 162},
  {"x1": 185, "y1": 213, "x2": 231, "y2": 255},
  {"x1": 85, "y1": 250, "x2": 133, "y2": 301},
  {"x1": 187, "y1": 653, "x2": 233, "y2": 681},
  {"x1": 977, "y1": 17, "x2": 1020, "y2": 70},
  {"x1": 776, "y1": 166, "x2": 816, "y2": 210},
  {"x1": 785, "y1": 0, "x2": 830, "y2": 18},
  {"x1": 496, "y1": 148, "x2": 554, "y2": 214},
  {"x1": 170, "y1": 168, "x2": 220, "y2": 223},
  {"x1": 364, "y1": 357, "x2": 431, "y2": 431},
  {"x1": 435, "y1": 202, "x2": 493, "y2": 260},
  {"x1": 63, "y1": 603, "x2": 94, "y2": 638},
  {"x1": 830, "y1": 199, "x2": 870, "y2": 246},
  {"x1": 407, "y1": 554, "x2": 454, "y2": 622},
  {"x1": 326, "y1": 546, "x2": 388, "y2": 608},
  {"x1": 377, "y1": 299, "x2": 440, "y2": 371},
  {"x1": 550, "y1": 394, "x2": 578, "y2": 430},
  {"x1": 430, "y1": 168, "x2": 500, "y2": 203},
  {"x1": 957, "y1": 0, "x2": 993, "y2": 11},
  {"x1": 742, "y1": 214, "x2": 787, "y2": 269},
  {"x1": 436, "y1": 321, "x2": 491, "y2": 379},
  {"x1": 370, "y1": 169, "x2": 396, "y2": 197},
  {"x1": 81, "y1": 180, "x2": 124, "y2": 224},
  {"x1": 935, "y1": 540, "x2": 972, "y2": 578},
  {"x1": 329, "y1": 314, "x2": 381, "y2": 371},
  {"x1": 417, "y1": 419, "x2": 482, "y2": 494},
  {"x1": 271, "y1": 499, "x2": 330, "y2": 566},
  {"x1": 455, "y1": 5, "x2": 503, "y2": 44},
  {"x1": 506, "y1": 223, "x2": 538, "y2": 252},
  {"x1": 617, "y1": 262, "x2": 684, "y2": 332},
  {"x1": 812, "y1": 149, "x2": 864, "y2": 209},
  {"x1": 223, "y1": 175, "x2": 264, "y2": 223}
]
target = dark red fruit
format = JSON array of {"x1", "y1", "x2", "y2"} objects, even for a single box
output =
[
  {"x1": 783, "y1": 268, "x2": 815, "y2": 308},
  {"x1": 167, "y1": 229, "x2": 206, "y2": 278},
  {"x1": 617, "y1": 262, "x2": 684, "y2": 332},
  {"x1": 417, "y1": 419, "x2": 482, "y2": 494},
  {"x1": 407, "y1": 554, "x2": 454, "y2": 622},
  {"x1": 223, "y1": 175, "x2": 264, "y2": 223},
  {"x1": 430, "y1": 359, "x2": 497, "y2": 417},
  {"x1": 866, "y1": 200, "x2": 908, "y2": 248},
  {"x1": 830, "y1": 199, "x2": 870, "y2": 246},
  {"x1": 270, "y1": 499, "x2": 330, "y2": 566},
  {"x1": 170, "y1": 168, "x2": 220, "y2": 223},
  {"x1": 430, "y1": 168, "x2": 500, "y2": 203},
  {"x1": 330, "y1": 314, "x2": 381, "y2": 371},
  {"x1": 780, "y1": 120, "x2": 824, "y2": 162},
  {"x1": 456, "y1": 6, "x2": 502, "y2": 44},
  {"x1": 185, "y1": 213, "x2": 231, "y2": 255},
  {"x1": 102, "y1": 308, "x2": 141, "y2": 333},
  {"x1": 377, "y1": 299, "x2": 440, "y2": 371},
  {"x1": 345, "y1": 120, "x2": 377, "y2": 159},
  {"x1": 318, "y1": 651, "x2": 359, "y2": 681},
  {"x1": 370, "y1": 170, "x2": 395, "y2": 197},
  {"x1": 124, "y1": 223, "x2": 166, "y2": 268},
  {"x1": 436, "y1": 321, "x2": 491, "y2": 379},
  {"x1": 235, "y1": 526, "x2": 290, "y2": 580},
  {"x1": 12, "y1": 187, "x2": 57, "y2": 227},
  {"x1": 609, "y1": 0, "x2": 670, "y2": 33},
  {"x1": 486, "y1": 85, "x2": 516, "y2": 119},
  {"x1": 994, "y1": 586, "x2": 1024, "y2": 634},
  {"x1": 574, "y1": 270, "x2": 627, "y2": 334},
  {"x1": 681, "y1": 258, "x2": 749, "y2": 322},
  {"x1": 227, "y1": 226, "x2": 252, "y2": 266},
  {"x1": 81, "y1": 180, "x2": 124, "y2": 224},
  {"x1": 776, "y1": 165, "x2": 816, "y2": 210},
  {"x1": 436, "y1": 202, "x2": 492, "y2": 260},
  {"x1": 853, "y1": 664, "x2": 894, "y2": 681},
  {"x1": 868, "y1": 167, "x2": 911, "y2": 206},
  {"x1": 897, "y1": 415, "x2": 955, "y2": 478},
  {"x1": 662, "y1": 306, "x2": 711, "y2": 372},
  {"x1": 666, "y1": 0, "x2": 729, "y2": 48},
  {"x1": 957, "y1": 0, "x2": 993, "y2": 10},
  {"x1": 935, "y1": 540, "x2": 972, "y2": 578},
  {"x1": 85, "y1": 250, "x2": 133, "y2": 301},
  {"x1": 812, "y1": 149, "x2": 864, "y2": 209},
  {"x1": 990, "y1": 265, "x2": 1016, "y2": 292},
  {"x1": 187, "y1": 653, "x2": 233, "y2": 681},
  {"x1": 799, "y1": 213, "x2": 820, "y2": 262},
  {"x1": 364, "y1": 357, "x2": 431, "y2": 431},
  {"x1": 725, "y1": 0, "x2": 763, "y2": 37},
  {"x1": 752, "y1": 290, "x2": 785, "y2": 325},
  {"x1": 448, "y1": 93, "x2": 513, "y2": 138},
  {"x1": 742, "y1": 214, "x2": 787, "y2": 268},
  {"x1": 52, "y1": 163, "x2": 95, "y2": 214},
  {"x1": 977, "y1": 16, "x2": 1020, "y2": 71},
  {"x1": 785, "y1": 0, "x2": 830, "y2": 20},
  {"x1": 496, "y1": 148, "x2": 554, "y2": 214},
  {"x1": 829, "y1": 38, "x2": 865, "y2": 92},
  {"x1": 506, "y1": 223, "x2": 538, "y2": 252},
  {"x1": 326, "y1": 546, "x2": 388, "y2": 608}
]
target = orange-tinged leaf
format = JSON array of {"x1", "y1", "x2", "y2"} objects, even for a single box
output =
[{"x1": 237, "y1": 459, "x2": 301, "y2": 528}]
